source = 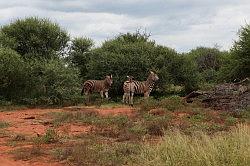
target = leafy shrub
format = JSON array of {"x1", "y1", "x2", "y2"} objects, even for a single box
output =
[
  {"x1": 20, "y1": 59, "x2": 82, "y2": 105},
  {"x1": 0, "y1": 48, "x2": 27, "y2": 100}
]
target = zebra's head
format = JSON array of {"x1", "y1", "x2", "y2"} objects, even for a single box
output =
[
  {"x1": 126, "y1": 75, "x2": 134, "y2": 82},
  {"x1": 104, "y1": 75, "x2": 113, "y2": 87},
  {"x1": 149, "y1": 71, "x2": 159, "y2": 82}
]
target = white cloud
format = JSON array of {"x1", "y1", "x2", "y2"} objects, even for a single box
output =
[
  {"x1": 0, "y1": 5, "x2": 155, "y2": 46},
  {"x1": 0, "y1": 0, "x2": 250, "y2": 52},
  {"x1": 152, "y1": 2, "x2": 250, "y2": 52}
]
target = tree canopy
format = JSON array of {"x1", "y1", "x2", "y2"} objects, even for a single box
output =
[
  {"x1": 0, "y1": 17, "x2": 69, "y2": 59},
  {"x1": 231, "y1": 24, "x2": 250, "y2": 79}
]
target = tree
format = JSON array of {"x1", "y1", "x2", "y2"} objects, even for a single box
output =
[
  {"x1": 68, "y1": 37, "x2": 94, "y2": 77},
  {"x1": 188, "y1": 47, "x2": 222, "y2": 71},
  {"x1": 231, "y1": 24, "x2": 250, "y2": 80},
  {"x1": 0, "y1": 17, "x2": 69, "y2": 59},
  {"x1": 186, "y1": 47, "x2": 228, "y2": 83}
]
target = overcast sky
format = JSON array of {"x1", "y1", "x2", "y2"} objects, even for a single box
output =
[{"x1": 0, "y1": 0, "x2": 250, "y2": 52}]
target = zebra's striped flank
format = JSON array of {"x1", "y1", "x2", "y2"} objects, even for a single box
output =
[
  {"x1": 81, "y1": 75, "x2": 113, "y2": 103},
  {"x1": 123, "y1": 71, "x2": 159, "y2": 105}
]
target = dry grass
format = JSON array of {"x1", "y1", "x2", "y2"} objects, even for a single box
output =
[
  {"x1": 133, "y1": 124, "x2": 250, "y2": 166},
  {"x1": 11, "y1": 145, "x2": 44, "y2": 161}
]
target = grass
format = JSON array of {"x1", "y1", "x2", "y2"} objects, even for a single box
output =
[
  {"x1": 225, "y1": 116, "x2": 238, "y2": 126},
  {"x1": 137, "y1": 96, "x2": 186, "y2": 111},
  {"x1": 0, "y1": 121, "x2": 9, "y2": 129},
  {"x1": 52, "y1": 141, "x2": 141, "y2": 166},
  {"x1": 51, "y1": 111, "x2": 130, "y2": 128},
  {"x1": 99, "y1": 101, "x2": 124, "y2": 108},
  {"x1": 132, "y1": 124, "x2": 250, "y2": 166},
  {"x1": 51, "y1": 111, "x2": 99, "y2": 126},
  {"x1": 0, "y1": 105, "x2": 27, "y2": 112},
  {"x1": 34, "y1": 129, "x2": 59, "y2": 144},
  {"x1": 11, "y1": 145, "x2": 44, "y2": 161},
  {"x1": 1, "y1": 96, "x2": 249, "y2": 165}
]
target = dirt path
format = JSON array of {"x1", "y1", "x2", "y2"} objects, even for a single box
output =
[{"x1": 0, "y1": 106, "x2": 134, "y2": 166}]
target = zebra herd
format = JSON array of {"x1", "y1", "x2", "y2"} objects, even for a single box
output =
[{"x1": 81, "y1": 71, "x2": 159, "y2": 106}]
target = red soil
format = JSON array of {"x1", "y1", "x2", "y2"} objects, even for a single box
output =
[
  {"x1": 0, "y1": 106, "x2": 134, "y2": 166},
  {"x1": 56, "y1": 123, "x2": 93, "y2": 136},
  {"x1": 96, "y1": 107, "x2": 135, "y2": 116}
]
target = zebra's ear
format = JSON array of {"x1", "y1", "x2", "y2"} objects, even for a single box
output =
[
  {"x1": 150, "y1": 71, "x2": 154, "y2": 74},
  {"x1": 127, "y1": 76, "x2": 129, "y2": 78},
  {"x1": 110, "y1": 74, "x2": 112, "y2": 79}
]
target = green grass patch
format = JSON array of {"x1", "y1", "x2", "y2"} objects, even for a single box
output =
[
  {"x1": 52, "y1": 141, "x2": 141, "y2": 165},
  {"x1": 51, "y1": 111, "x2": 130, "y2": 128},
  {"x1": 225, "y1": 116, "x2": 238, "y2": 126},
  {"x1": 0, "y1": 121, "x2": 9, "y2": 128},
  {"x1": 34, "y1": 129, "x2": 59, "y2": 144},
  {"x1": 137, "y1": 96, "x2": 186, "y2": 112},
  {"x1": 0, "y1": 105, "x2": 27, "y2": 112}
]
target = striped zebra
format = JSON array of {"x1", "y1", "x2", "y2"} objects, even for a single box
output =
[
  {"x1": 81, "y1": 75, "x2": 113, "y2": 103},
  {"x1": 122, "y1": 71, "x2": 159, "y2": 105}
]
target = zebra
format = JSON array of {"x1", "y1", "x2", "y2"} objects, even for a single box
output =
[
  {"x1": 122, "y1": 75, "x2": 134, "y2": 105},
  {"x1": 81, "y1": 75, "x2": 113, "y2": 104},
  {"x1": 122, "y1": 71, "x2": 159, "y2": 105}
]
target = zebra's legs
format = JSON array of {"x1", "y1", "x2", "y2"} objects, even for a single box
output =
[
  {"x1": 122, "y1": 93, "x2": 129, "y2": 104},
  {"x1": 122, "y1": 94, "x2": 125, "y2": 103},
  {"x1": 129, "y1": 92, "x2": 134, "y2": 106},
  {"x1": 84, "y1": 92, "x2": 90, "y2": 105},
  {"x1": 144, "y1": 92, "x2": 150, "y2": 98},
  {"x1": 126, "y1": 93, "x2": 130, "y2": 104},
  {"x1": 104, "y1": 91, "x2": 109, "y2": 99},
  {"x1": 100, "y1": 91, "x2": 104, "y2": 99}
]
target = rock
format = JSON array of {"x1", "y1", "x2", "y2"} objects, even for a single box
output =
[{"x1": 185, "y1": 78, "x2": 249, "y2": 111}]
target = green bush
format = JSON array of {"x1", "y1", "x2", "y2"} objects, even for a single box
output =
[
  {"x1": 83, "y1": 32, "x2": 200, "y2": 97},
  {"x1": 0, "y1": 54, "x2": 82, "y2": 105},
  {"x1": 20, "y1": 59, "x2": 83, "y2": 105},
  {"x1": 0, "y1": 48, "x2": 27, "y2": 100}
]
